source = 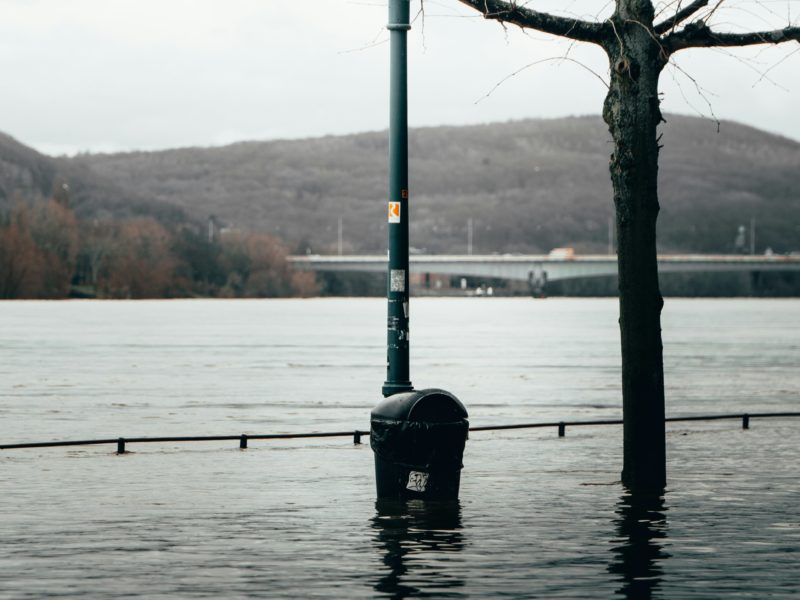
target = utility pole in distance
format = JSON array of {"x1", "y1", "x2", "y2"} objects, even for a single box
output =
[{"x1": 382, "y1": 0, "x2": 413, "y2": 398}]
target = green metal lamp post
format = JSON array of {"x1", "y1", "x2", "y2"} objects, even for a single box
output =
[
  {"x1": 372, "y1": 1, "x2": 469, "y2": 500},
  {"x1": 382, "y1": 0, "x2": 413, "y2": 398}
]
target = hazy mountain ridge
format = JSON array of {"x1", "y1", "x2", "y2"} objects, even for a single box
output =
[
  {"x1": 3, "y1": 115, "x2": 799, "y2": 255},
  {"x1": 0, "y1": 132, "x2": 186, "y2": 224},
  {"x1": 0, "y1": 132, "x2": 60, "y2": 202}
]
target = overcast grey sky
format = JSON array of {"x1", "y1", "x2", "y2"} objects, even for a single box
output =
[{"x1": 1, "y1": 0, "x2": 798, "y2": 156}]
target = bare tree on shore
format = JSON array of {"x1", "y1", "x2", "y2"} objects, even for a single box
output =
[{"x1": 456, "y1": 0, "x2": 799, "y2": 490}]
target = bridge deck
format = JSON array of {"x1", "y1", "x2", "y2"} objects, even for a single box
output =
[{"x1": 289, "y1": 254, "x2": 800, "y2": 283}]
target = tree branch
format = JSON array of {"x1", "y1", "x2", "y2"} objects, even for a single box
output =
[
  {"x1": 666, "y1": 22, "x2": 800, "y2": 52},
  {"x1": 653, "y1": 0, "x2": 709, "y2": 35},
  {"x1": 455, "y1": 0, "x2": 607, "y2": 44}
]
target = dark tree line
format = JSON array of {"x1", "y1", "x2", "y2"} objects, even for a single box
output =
[{"x1": 0, "y1": 197, "x2": 317, "y2": 299}]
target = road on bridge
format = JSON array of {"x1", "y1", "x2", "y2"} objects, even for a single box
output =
[{"x1": 288, "y1": 253, "x2": 800, "y2": 284}]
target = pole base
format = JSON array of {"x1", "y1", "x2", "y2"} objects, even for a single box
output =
[{"x1": 382, "y1": 381, "x2": 413, "y2": 398}]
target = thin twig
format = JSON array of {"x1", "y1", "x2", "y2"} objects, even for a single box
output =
[
  {"x1": 338, "y1": 29, "x2": 388, "y2": 55},
  {"x1": 702, "y1": 0, "x2": 728, "y2": 24},
  {"x1": 608, "y1": 18, "x2": 626, "y2": 55},
  {"x1": 475, "y1": 55, "x2": 609, "y2": 105},
  {"x1": 707, "y1": 47, "x2": 788, "y2": 91},
  {"x1": 414, "y1": 0, "x2": 428, "y2": 52},
  {"x1": 752, "y1": 44, "x2": 800, "y2": 87},
  {"x1": 668, "y1": 58, "x2": 721, "y2": 130},
  {"x1": 626, "y1": 19, "x2": 670, "y2": 60}
]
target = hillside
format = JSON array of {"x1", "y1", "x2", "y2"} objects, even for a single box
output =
[
  {"x1": 0, "y1": 132, "x2": 185, "y2": 224},
  {"x1": 3, "y1": 115, "x2": 799, "y2": 256}
]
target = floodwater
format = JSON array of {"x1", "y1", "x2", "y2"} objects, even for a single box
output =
[{"x1": 1, "y1": 298, "x2": 798, "y2": 598}]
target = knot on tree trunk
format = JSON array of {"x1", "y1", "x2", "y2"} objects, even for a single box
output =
[{"x1": 613, "y1": 55, "x2": 641, "y2": 82}]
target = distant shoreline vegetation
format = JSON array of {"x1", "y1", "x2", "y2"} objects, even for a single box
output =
[
  {"x1": 0, "y1": 196, "x2": 317, "y2": 299},
  {"x1": 1, "y1": 196, "x2": 798, "y2": 299}
]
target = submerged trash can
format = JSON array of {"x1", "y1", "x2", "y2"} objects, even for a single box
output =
[{"x1": 371, "y1": 388, "x2": 468, "y2": 500}]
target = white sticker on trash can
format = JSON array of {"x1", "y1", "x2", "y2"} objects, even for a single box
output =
[{"x1": 407, "y1": 471, "x2": 429, "y2": 493}]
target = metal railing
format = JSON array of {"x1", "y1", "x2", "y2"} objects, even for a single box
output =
[{"x1": 2, "y1": 412, "x2": 798, "y2": 454}]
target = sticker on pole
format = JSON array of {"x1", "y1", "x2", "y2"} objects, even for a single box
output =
[
  {"x1": 407, "y1": 471, "x2": 429, "y2": 493},
  {"x1": 390, "y1": 269, "x2": 405, "y2": 292},
  {"x1": 388, "y1": 202, "x2": 401, "y2": 223}
]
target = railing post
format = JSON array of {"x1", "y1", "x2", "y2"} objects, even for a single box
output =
[
  {"x1": 558, "y1": 422, "x2": 566, "y2": 437},
  {"x1": 117, "y1": 438, "x2": 126, "y2": 454},
  {"x1": 354, "y1": 431, "x2": 362, "y2": 445},
  {"x1": 240, "y1": 434, "x2": 248, "y2": 449},
  {"x1": 743, "y1": 414, "x2": 750, "y2": 430}
]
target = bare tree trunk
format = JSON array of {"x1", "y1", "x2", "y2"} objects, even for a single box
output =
[
  {"x1": 457, "y1": 0, "x2": 799, "y2": 492},
  {"x1": 602, "y1": 4, "x2": 667, "y2": 490}
]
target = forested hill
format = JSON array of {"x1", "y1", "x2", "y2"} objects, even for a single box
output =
[
  {"x1": 5, "y1": 115, "x2": 800, "y2": 255},
  {"x1": 0, "y1": 132, "x2": 185, "y2": 224}
]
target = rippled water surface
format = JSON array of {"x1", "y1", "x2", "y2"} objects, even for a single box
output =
[{"x1": 1, "y1": 298, "x2": 798, "y2": 598}]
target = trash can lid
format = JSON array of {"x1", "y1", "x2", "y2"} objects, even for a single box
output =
[{"x1": 371, "y1": 388, "x2": 468, "y2": 422}]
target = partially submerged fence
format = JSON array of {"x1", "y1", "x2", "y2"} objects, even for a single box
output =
[{"x1": 2, "y1": 412, "x2": 799, "y2": 454}]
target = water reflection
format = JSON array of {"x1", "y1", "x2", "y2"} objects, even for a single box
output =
[
  {"x1": 371, "y1": 499, "x2": 465, "y2": 598},
  {"x1": 608, "y1": 490, "x2": 670, "y2": 599}
]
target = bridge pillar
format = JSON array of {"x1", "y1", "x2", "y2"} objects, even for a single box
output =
[{"x1": 528, "y1": 269, "x2": 548, "y2": 298}]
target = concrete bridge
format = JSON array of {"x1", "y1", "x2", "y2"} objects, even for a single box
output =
[{"x1": 288, "y1": 254, "x2": 800, "y2": 289}]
